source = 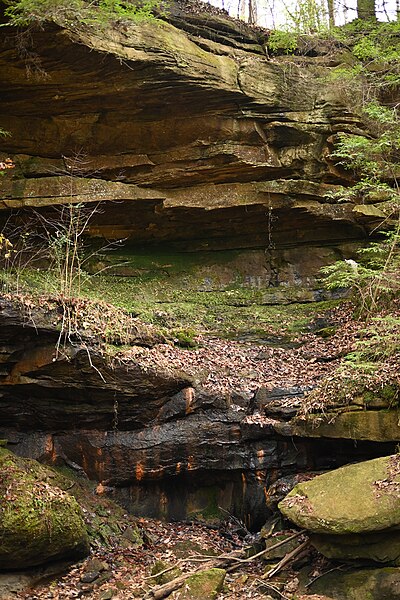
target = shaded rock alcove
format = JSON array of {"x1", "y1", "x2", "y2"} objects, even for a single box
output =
[{"x1": 0, "y1": 2, "x2": 396, "y2": 532}]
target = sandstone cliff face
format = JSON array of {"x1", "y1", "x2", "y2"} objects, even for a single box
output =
[
  {"x1": 0, "y1": 6, "x2": 394, "y2": 526},
  {"x1": 0, "y1": 6, "x2": 384, "y2": 274}
]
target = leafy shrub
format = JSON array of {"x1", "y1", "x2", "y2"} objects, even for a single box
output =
[
  {"x1": 171, "y1": 328, "x2": 198, "y2": 348},
  {"x1": 332, "y1": 102, "x2": 400, "y2": 182},
  {"x1": 268, "y1": 30, "x2": 298, "y2": 54},
  {"x1": 284, "y1": 0, "x2": 328, "y2": 33}
]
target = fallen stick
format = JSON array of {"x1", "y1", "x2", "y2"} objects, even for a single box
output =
[
  {"x1": 229, "y1": 530, "x2": 304, "y2": 567},
  {"x1": 305, "y1": 563, "x2": 349, "y2": 588},
  {"x1": 263, "y1": 539, "x2": 310, "y2": 579},
  {"x1": 145, "y1": 531, "x2": 305, "y2": 599},
  {"x1": 144, "y1": 551, "x2": 244, "y2": 600},
  {"x1": 254, "y1": 579, "x2": 291, "y2": 600}
]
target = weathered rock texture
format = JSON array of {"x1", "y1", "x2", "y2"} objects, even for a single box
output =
[
  {"x1": 0, "y1": 449, "x2": 89, "y2": 569},
  {"x1": 0, "y1": 5, "x2": 396, "y2": 526},
  {"x1": 279, "y1": 455, "x2": 400, "y2": 565},
  {"x1": 0, "y1": 300, "x2": 396, "y2": 527},
  {"x1": 308, "y1": 567, "x2": 400, "y2": 600},
  {"x1": 279, "y1": 455, "x2": 400, "y2": 535},
  {"x1": 0, "y1": 5, "x2": 389, "y2": 288},
  {"x1": 0, "y1": 299, "x2": 290, "y2": 526}
]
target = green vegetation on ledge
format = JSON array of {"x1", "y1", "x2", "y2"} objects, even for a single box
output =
[
  {"x1": 1, "y1": 0, "x2": 163, "y2": 28},
  {"x1": 0, "y1": 260, "x2": 340, "y2": 345}
]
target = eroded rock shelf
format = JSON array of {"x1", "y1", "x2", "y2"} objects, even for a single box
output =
[{"x1": 0, "y1": 5, "x2": 399, "y2": 598}]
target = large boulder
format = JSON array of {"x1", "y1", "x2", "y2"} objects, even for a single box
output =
[
  {"x1": 279, "y1": 455, "x2": 400, "y2": 535},
  {"x1": 308, "y1": 567, "x2": 400, "y2": 600},
  {"x1": 0, "y1": 449, "x2": 89, "y2": 569}
]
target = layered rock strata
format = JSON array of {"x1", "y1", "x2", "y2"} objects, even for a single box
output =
[
  {"x1": 0, "y1": 4, "x2": 397, "y2": 527},
  {"x1": 0, "y1": 300, "x2": 396, "y2": 527},
  {"x1": 0, "y1": 5, "x2": 389, "y2": 288}
]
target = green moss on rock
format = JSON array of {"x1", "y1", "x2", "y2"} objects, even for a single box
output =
[
  {"x1": 293, "y1": 409, "x2": 400, "y2": 442},
  {"x1": 310, "y1": 567, "x2": 400, "y2": 600},
  {"x1": 279, "y1": 455, "x2": 400, "y2": 535},
  {"x1": 150, "y1": 560, "x2": 182, "y2": 585},
  {"x1": 0, "y1": 450, "x2": 89, "y2": 569},
  {"x1": 178, "y1": 568, "x2": 226, "y2": 599}
]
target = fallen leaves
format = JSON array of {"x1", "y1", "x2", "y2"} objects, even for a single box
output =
[
  {"x1": 20, "y1": 518, "x2": 271, "y2": 600},
  {"x1": 0, "y1": 158, "x2": 14, "y2": 171}
]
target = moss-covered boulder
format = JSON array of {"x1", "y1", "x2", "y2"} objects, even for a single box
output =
[
  {"x1": 151, "y1": 560, "x2": 182, "y2": 585},
  {"x1": 309, "y1": 567, "x2": 400, "y2": 600},
  {"x1": 176, "y1": 568, "x2": 226, "y2": 599},
  {"x1": 0, "y1": 450, "x2": 89, "y2": 569},
  {"x1": 279, "y1": 455, "x2": 400, "y2": 535}
]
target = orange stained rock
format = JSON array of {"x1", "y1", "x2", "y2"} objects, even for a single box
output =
[
  {"x1": 135, "y1": 461, "x2": 145, "y2": 481},
  {"x1": 184, "y1": 387, "x2": 195, "y2": 415},
  {"x1": 231, "y1": 426, "x2": 241, "y2": 439},
  {"x1": 95, "y1": 460, "x2": 105, "y2": 479},
  {"x1": 94, "y1": 448, "x2": 105, "y2": 477},
  {"x1": 255, "y1": 469, "x2": 265, "y2": 483},
  {"x1": 160, "y1": 491, "x2": 168, "y2": 516},
  {"x1": 96, "y1": 482, "x2": 106, "y2": 495},
  {"x1": 4, "y1": 345, "x2": 56, "y2": 384},
  {"x1": 44, "y1": 434, "x2": 58, "y2": 463},
  {"x1": 82, "y1": 454, "x2": 89, "y2": 475}
]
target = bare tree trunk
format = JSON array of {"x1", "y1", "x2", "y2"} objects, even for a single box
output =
[
  {"x1": 248, "y1": 0, "x2": 257, "y2": 24},
  {"x1": 268, "y1": 0, "x2": 276, "y2": 28},
  {"x1": 327, "y1": 0, "x2": 335, "y2": 27}
]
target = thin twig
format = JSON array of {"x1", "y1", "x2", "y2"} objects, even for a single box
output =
[
  {"x1": 145, "y1": 531, "x2": 306, "y2": 600},
  {"x1": 231, "y1": 530, "x2": 305, "y2": 566},
  {"x1": 305, "y1": 563, "x2": 349, "y2": 588},
  {"x1": 254, "y1": 578, "x2": 291, "y2": 600},
  {"x1": 84, "y1": 344, "x2": 107, "y2": 383}
]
